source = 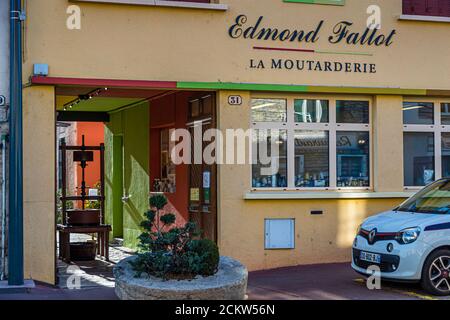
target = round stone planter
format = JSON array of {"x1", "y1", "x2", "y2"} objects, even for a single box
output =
[{"x1": 114, "y1": 256, "x2": 248, "y2": 300}]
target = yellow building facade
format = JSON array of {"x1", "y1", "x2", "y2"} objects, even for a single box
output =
[{"x1": 20, "y1": 0, "x2": 450, "y2": 284}]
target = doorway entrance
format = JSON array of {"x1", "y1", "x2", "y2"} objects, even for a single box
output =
[
  {"x1": 53, "y1": 85, "x2": 218, "y2": 286},
  {"x1": 187, "y1": 94, "x2": 217, "y2": 242},
  {"x1": 149, "y1": 91, "x2": 217, "y2": 242}
]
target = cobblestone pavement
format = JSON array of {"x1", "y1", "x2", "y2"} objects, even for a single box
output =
[{"x1": 57, "y1": 234, "x2": 134, "y2": 289}]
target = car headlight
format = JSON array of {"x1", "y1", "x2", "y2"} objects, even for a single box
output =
[{"x1": 396, "y1": 227, "x2": 421, "y2": 244}]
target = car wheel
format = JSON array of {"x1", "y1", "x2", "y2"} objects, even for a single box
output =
[{"x1": 421, "y1": 249, "x2": 450, "y2": 296}]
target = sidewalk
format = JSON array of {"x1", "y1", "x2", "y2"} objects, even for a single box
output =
[{"x1": 1, "y1": 262, "x2": 448, "y2": 300}]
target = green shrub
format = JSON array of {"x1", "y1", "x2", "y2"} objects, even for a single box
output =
[
  {"x1": 130, "y1": 194, "x2": 220, "y2": 280},
  {"x1": 188, "y1": 239, "x2": 219, "y2": 276}
]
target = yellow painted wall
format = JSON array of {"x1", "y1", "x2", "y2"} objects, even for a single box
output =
[
  {"x1": 23, "y1": 86, "x2": 56, "y2": 284},
  {"x1": 373, "y1": 95, "x2": 404, "y2": 192},
  {"x1": 18, "y1": 0, "x2": 450, "y2": 278},
  {"x1": 217, "y1": 90, "x2": 408, "y2": 270},
  {"x1": 23, "y1": 0, "x2": 450, "y2": 90}
]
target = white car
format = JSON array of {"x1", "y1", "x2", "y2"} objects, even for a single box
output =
[{"x1": 352, "y1": 179, "x2": 450, "y2": 296}]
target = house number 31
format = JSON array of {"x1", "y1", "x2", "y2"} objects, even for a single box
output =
[{"x1": 228, "y1": 95, "x2": 243, "y2": 106}]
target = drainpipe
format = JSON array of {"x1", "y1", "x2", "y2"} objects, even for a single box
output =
[
  {"x1": 8, "y1": 0, "x2": 24, "y2": 286},
  {"x1": 1, "y1": 135, "x2": 6, "y2": 281}
]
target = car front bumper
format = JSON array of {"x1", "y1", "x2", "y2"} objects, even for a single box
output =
[{"x1": 351, "y1": 235, "x2": 431, "y2": 281}]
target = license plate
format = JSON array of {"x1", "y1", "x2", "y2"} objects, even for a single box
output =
[{"x1": 360, "y1": 251, "x2": 381, "y2": 264}]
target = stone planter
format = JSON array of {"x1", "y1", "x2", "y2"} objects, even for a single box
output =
[{"x1": 114, "y1": 256, "x2": 248, "y2": 300}]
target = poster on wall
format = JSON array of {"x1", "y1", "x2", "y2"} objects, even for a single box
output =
[{"x1": 190, "y1": 188, "x2": 200, "y2": 202}]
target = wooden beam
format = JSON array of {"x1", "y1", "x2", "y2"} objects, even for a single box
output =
[{"x1": 57, "y1": 111, "x2": 110, "y2": 122}]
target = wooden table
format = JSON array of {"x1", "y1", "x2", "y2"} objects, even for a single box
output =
[{"x1": 57, "y1": 224, "x2": 112, "y2": 262}]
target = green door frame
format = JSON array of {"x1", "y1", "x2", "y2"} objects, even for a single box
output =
[{"x1": 111, "y1": 135, "x2": 124, "y2": 238}]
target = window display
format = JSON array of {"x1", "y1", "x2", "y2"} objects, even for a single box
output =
[
  {"x1": 251, "y1": 97, "x2": 371, "y2": 189},
  {"x1": 336, "y1": 131, "x2": 370, "y2": 187},
  {"x1": 295, "y1": 130, "x2": 329, "y2": 187}
]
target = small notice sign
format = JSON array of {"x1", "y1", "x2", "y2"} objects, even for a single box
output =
[
  {"x1": 203, "y1": 171, "x2": 211, "y2": 188},
  {"x1": 190, "y1": 188, "x2": 200, "y2": 202}
]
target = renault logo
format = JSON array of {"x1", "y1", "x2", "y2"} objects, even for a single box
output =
[{"x1": 368, "y1": 229, "x2": 377, "y2": 244}]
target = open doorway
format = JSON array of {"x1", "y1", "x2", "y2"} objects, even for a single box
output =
[{"x1": 54, "y1": 86, "x2": 218, "y2": 287}]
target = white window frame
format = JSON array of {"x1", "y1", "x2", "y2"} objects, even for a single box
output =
[
  {"x1": 403, "y1": 98, "x2": 450, "y2": 190},
  {"x1": 250, "y1": 95, "x2": 372, "y2": 191}
]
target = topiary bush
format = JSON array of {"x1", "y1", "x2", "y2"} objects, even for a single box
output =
[
  {"x1": 129, "y1": 194, "x2": 219, "y2": 280},
  {"x1": 188, "y1": 239, "x2": 219, "y2": 276}
]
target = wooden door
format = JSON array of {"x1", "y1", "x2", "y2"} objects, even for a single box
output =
[{"x1": 187, "y1": 94, "x2": 217, "y2": 242}]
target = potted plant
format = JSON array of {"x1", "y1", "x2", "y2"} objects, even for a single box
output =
[{"x1": 114, "y1": 194, "x2": 247, "y2": 300}]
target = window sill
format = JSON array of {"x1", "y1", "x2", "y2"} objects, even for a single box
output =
[
  {"x1": 398, "y1": 14, "x2": 450, "y2": 23},
  {"x1": 244, "y1": 191, "x2": 415, "y2": 200},
  {"x1": 72, "y1": 0, "x2": 228, "y2": 11}
]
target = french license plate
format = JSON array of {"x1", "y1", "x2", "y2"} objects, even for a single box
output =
[{"x1": 360, "y1": 251, "x2": 381, "y2": 264}]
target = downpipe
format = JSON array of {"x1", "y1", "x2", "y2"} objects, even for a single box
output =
[
  {"x1": 0, "y1": 135, "x2": 6, "y2": 281},
  {"x1": 8, "y1": 0, "x2": 24, "y2": 286}
]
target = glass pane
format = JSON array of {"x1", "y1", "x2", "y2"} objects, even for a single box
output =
[
  {"x1": 294, "y1": 99, "x2": 329, "y2": 123},
  {"x1": 404, "y1": 132, "x2": 435, "y2": 186},
  {"x1": 336, "y1": 101, "x2": 369, "y2": 124},
  {"x1": 202, "y1": 95, "x2": 213, "y2": 115},
  {"x1": 157, "y1": 129, "x2": 176, "y2": 193},
  {"x1": 442, "y1": 133, "x2": 450, "y2": 178},
  {"x1": 336, "y1": 131, "x2": 370, "y2": 187},
  {"x1": 294, "y1": 130, "x2": 329, "y2": 188},
  {"x1": 403, "y1": 102, "x2": 434, "y2": 125},
  {"x1": 441, "y1": 103, "x2": 450, "y2": 125},
  {"x1": 251, "y1": 99, "x2": 287, "y2": 122},
  {"x1": 190, "y1": 99, "x2": 200, "y2": 118},
  {"x1": 252, "y1": 129, "x2": 288, "y2": 188}
]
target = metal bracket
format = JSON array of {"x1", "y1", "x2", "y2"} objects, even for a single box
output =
[{"x1": 10, "y1": 10, "x2": 26, "y2": 21}]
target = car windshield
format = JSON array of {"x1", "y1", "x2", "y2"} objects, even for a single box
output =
[{"x1": 397, "y1": 179, "x2": 450, "y2": 214}]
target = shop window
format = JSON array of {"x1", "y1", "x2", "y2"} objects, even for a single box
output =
[
  {"x1": 337, "y1": 131, "x2": 370, "y2": 188},
  {"x1": 252, "y1": 129, "x2": 288, "y2": 188},
  {"x1": 251, "y1": 99, "x2": 287, "y2": 123},
  {"x1": 441, "y1": 103, "x2": 450, "y2": 125},
  {"x1": 442, "y1": 133, "x2": 450, "y2": 178},
  {"x1": 403, "y1": 102, "x2": 434, "y2": 125},
  {"x1": 336, "y1": 101, "x2": 369, "y2": 124},
  {"x1": 404, "y1": 132, "x2": 435, "y2": 187},
  {"x1": 251, "y1": 98, "x2": 371, "y2": 190},
  {"x1": 264, "y1": 219, "x2": 295, "y2": 250},
  {"x1": 294, "y1": 100, "x2": 329, "y2": 123},
  {"x1": 403, "y1": 0, "x2": 450, "y2": 18},
  {"x1": 403, "y1": 100, "x2": 450, "y2": 188},
  {"x1": 295, "y1": 130, "x2": 329, "y2": 188}
]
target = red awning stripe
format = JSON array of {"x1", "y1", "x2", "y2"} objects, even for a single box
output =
[{"x1": 31, "y1": 76, "x2": 178, "y2": 89}]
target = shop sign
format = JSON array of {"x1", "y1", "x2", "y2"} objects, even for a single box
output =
[
  {"x1": 228, "y1": 15, "x2": 397, "y2": 75},
  {"x1": 0, "y1": 96, "x2": 5, "y2": 106},
  {"x1": 228, "y1": 15, "x2": 396, "y2": 47}
]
